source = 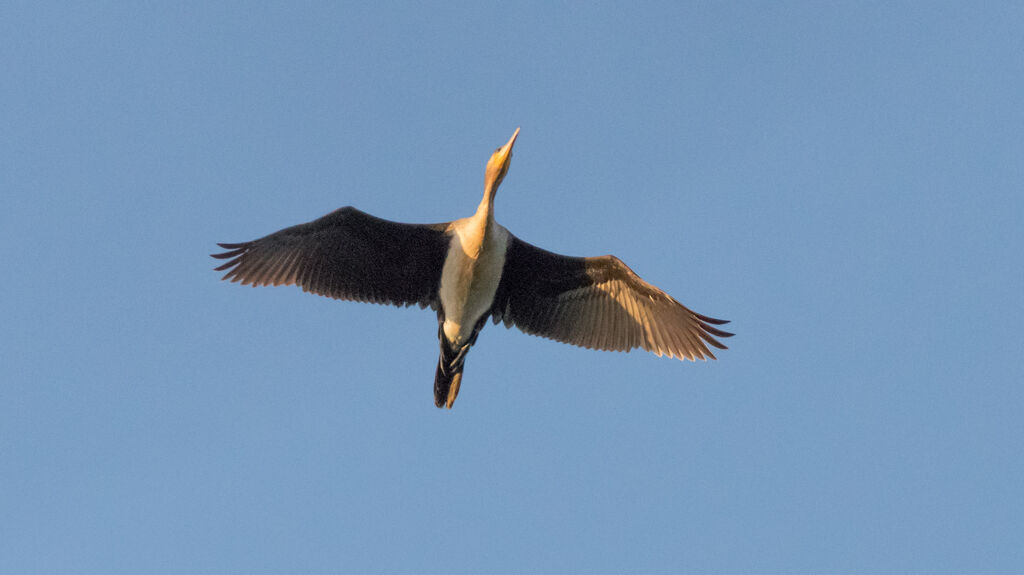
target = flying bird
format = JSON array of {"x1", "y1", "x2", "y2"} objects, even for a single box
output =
[{"x1": 212, "y1": 129, "x2": 732, "y2": 408}]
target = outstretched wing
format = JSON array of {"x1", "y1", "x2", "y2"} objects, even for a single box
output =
[
  {"x1": 212, "y1": 206, "x2": 451, "y2": 309},
  {"x1": 491, "y1": 235, "x2": 732, "y2": 360}
]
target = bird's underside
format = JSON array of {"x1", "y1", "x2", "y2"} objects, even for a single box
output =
[{"x1": 212, "y1": 129, "x2": 732, "y2": 408}]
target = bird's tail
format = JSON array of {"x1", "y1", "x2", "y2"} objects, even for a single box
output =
[{"x1": 434, "y1": 339, "x2": 469, "y2": 409}]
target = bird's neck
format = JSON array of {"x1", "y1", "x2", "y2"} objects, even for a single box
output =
[
  {"x1": 475, "y1": 183, "x2": 498, "y2": 226},
  {"x1": 452, "y1": 190, "x2": 495, "y2": 260}
]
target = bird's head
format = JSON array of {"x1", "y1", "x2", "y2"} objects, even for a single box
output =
[{"x1": 484, "y1": 127, "x2": 520, "y2": 195}]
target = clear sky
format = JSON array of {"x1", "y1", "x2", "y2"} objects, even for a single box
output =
[{"x1": 3, "y1": 2, "x2": 1022, "y2": 573}]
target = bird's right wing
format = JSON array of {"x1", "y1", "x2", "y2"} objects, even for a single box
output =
[
  {"x1": 491, "y1": 235, "x2": 732, "y2": 360},
  {"x1": 212, "y1": 206, "x2": 451, "y2": 309}
]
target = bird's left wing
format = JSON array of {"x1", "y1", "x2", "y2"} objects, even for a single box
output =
[
  {"x1": 491, "y1": 235, "x2": 732, "y2": 360},
  {"x1": 212, "y1": 206, "x2": 451, "y2": 309}
]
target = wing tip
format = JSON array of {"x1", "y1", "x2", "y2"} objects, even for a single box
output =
[
  {"x1": 694, "y1": 311, "x2": 730, "y2": 326},
  {"x1": 211, "y1": 243, "x2": 249, "y2": 260}
]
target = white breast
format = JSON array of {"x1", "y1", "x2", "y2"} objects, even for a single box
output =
[{"x1": 438, "y1": 216, "x2": 509, "y2": 344}]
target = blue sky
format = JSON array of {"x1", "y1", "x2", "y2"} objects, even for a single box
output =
[{"x1": 3, "y1": 2, "x2": 1022, "y2": 573}]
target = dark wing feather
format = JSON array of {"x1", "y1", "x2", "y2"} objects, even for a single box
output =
[
  {"x1": 491, "y1": 235, "x2": 732, "y2": 360},
  {"x1": 212, "y1": 206, "x2": 450, "y2": 309}
]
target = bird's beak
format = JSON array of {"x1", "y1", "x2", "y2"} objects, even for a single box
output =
[
  {"x1": 485, "y1": 128, "x2": 521, "y2": 192},
  {"x1": 500, "y1": 127, "x2": 520, "y2": 159},
  {"x1": 506, "y1": 127, "x2": 520, "y2": 150}
]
